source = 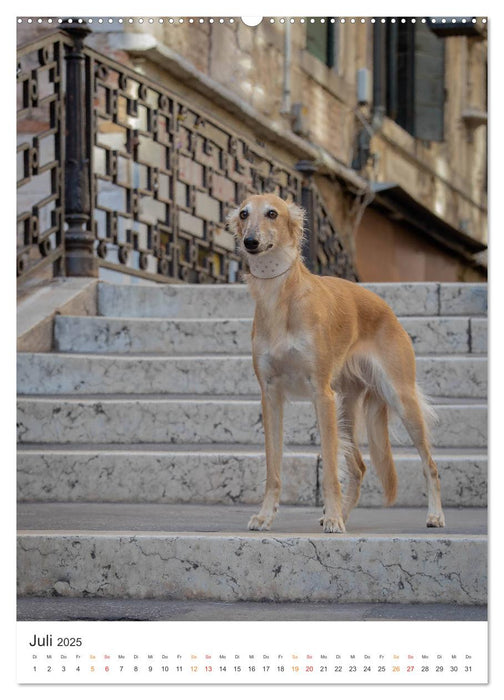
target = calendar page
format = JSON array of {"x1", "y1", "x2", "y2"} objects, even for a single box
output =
[
  {"x1": 17, "y1": 621, "x2": 487, "y2": 683},
  {"x1": 15, "y1": 6, "x2": 489, "y2": 689}
]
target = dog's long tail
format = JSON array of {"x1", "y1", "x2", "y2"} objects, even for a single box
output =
[{"x1": 362, "y1": 391, "x2": 398, "y2": 506}]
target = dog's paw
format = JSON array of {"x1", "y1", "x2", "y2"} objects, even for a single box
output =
[
  {"x1": 321, "y1": 516, "x2": 346, "y2": 534},
  {"x1": 248, "y1": 513, "x2": 274, "y2": 531},
  {"x1": 426, "y1": 512, "x2": 446, "y2": 528}
]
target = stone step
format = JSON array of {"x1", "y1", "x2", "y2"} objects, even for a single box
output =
[
  {"x1": 17, "y1": 446, "x2": 487, "y2": 507},
  {"x1": 98, "y1": 281, "x2": 488, "y2": 319},
  {"x1": 17, "y1": 353, "x2": 488, "y2": 399},
  {"x1": 16, "y1": 504, "x2": 487, "y2": 604},
  {"x1": 17, "y1": 396, "x2": 487, "y2": 449},
  {"x1": 54, "y1": 314, "x2": 487, "y2": 355}
]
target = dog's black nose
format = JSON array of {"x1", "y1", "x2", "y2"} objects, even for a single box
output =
[{"x1": 244, "y1": 236, "x2": 259, "y2": 251}]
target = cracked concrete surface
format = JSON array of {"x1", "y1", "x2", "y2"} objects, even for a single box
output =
[
  {"x1": 17, "y1": 529, "x2": 486, "y2": 604},
  {"x1": 17, "y1": 505, "x2": 486, "y2": 604}
]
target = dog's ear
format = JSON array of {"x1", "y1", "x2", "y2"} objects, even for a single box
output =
[
  {"x1": 226, "y1": 206, "x2": 241, "y2": 238},
  {"x1": 287, "y1": 201, "x2": 305, "y2": 249}
]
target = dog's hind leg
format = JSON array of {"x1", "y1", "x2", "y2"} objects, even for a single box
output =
[
  {"x1": 396, "y1": 387, "x2": 445, "y2": 527},
  {"x1": 363, "y1": 391, "x2": 398, "y2": 507},
  {"x1": 376, "y1": 328, "x2": 445, "y2": 528},
  {"x1": 337, "y1": 385, "x2": 368, "y2": 522}
]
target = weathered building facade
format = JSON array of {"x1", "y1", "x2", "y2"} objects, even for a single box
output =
[{"x1": 17, "y1": 17, "x2": 487, "y2": 286}]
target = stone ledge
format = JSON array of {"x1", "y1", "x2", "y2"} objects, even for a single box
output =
[
  {"x1": 17, "y1": 278, "x2": 98, "y2": 352},
  {"x1": 17, "y1": 528, "x2": 486, "y2": 604}
]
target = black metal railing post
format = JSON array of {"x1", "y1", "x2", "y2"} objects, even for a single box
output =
[
  {"x1": 295, "y1": 160, "x2": 318, "y2": 271},
  {"x1": 62, "y1": 20, "x2": 97, "y2": 277}
]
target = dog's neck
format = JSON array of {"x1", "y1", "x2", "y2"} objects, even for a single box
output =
[{"x1": 246, "y1": 246, "x2": 297, "y2": 279}]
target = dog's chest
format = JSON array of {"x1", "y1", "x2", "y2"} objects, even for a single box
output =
[{"x1": 253, "y1": 329, "x2": 314, "y2": 399}]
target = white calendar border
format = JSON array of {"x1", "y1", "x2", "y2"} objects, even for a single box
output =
[{"x1": 6, "y1": 0, "x2": 502, "y2": 696}]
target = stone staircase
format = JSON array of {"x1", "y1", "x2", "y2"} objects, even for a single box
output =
[{"x1": 17, "y1": 281, "x2": 487, "y2": 608}]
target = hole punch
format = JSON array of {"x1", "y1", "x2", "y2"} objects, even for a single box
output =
[{"x1": 241, "y1": 17, "x2": 263, "y2": 27}]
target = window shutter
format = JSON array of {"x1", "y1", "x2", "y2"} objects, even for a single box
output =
[
  {"x1": 413, "y1": 23, "x2": 445, "y2": 141},
  {"x1": 306, "y1": 21, "x2": 329, "y2": 65},
  {"x1": 396, "y1": 24, "x2": 415, "y2": 133}
]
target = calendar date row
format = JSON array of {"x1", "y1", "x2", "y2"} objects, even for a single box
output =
[{"x1": 32, "y1": 663, "x2": 474, "y2": 674}]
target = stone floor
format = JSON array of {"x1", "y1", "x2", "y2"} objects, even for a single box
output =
[
  {"x1": 17, "y1": 502, "x2": 487, "y2": 535},
  {"x1": 17, "y1": 597, "x2": 487, "y2": 622}
]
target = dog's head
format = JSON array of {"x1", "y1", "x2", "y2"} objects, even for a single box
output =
[{"x1": 227, "y1": 193, "x2": 305, "y2": 257}]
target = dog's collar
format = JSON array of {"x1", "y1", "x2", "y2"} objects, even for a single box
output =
[{"x1": 247, "y1": 247, "x2": 296, "y2": 279}]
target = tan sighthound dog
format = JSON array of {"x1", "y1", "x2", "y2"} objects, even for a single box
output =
[{"x1": 228, "y1": 193, "x2": 445, "y2": 533}]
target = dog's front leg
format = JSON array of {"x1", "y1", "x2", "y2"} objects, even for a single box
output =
[
  {"x1": 248, "y1": 388, "x2": 284, "y2": 531},
  {"x1": 315, "y1": 389, "x2": 346, "y2": 533}
]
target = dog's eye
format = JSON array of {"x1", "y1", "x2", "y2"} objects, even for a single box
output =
[
  {"x1": 239, "y1": 210, "x2": 249, "y2": 220},
  {"x1": 266, "y1": 210, "x2": 278, "y2": 219}
]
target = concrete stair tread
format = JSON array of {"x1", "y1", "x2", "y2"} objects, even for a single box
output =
[
  {"x1": 96, "y1": 281, "x2": 488, "y2": 319},
  {"x1": 58, "y1": 313, "x2": 490, "y2": 320},
  {"x1": 17, "y1": 352, "x2": 487, "y2": 400},
  {"x1": 54, "y1": 313, "x2": 487, "y2": 356},
  {"x1": 17, "y1": 505, "x2": 487, "y2": 603},
  {"x1": 17, "y1": 396, "x2": 487, "y2": 449},
  {"x1": 17, "y1": 503, "x2": 486, "y2": 536},
  {"x1": 19, "y1": 351, "x2": 487, "y2": 360},
  {"x1": 17, "y1": 393, "x2": 485, "y2": 404},
  {"x1": 16, "y1": 445, "x2": 487, "y2": 508},
  {"x1": 16, "y1": 443, "x2": 487, "y2": 457},
  {"x1": 45, "y1": 351, "x2": 490, "y2": 360},
  {"x1": 61, "y1": 314, "x2": 257, "y2": 322}
]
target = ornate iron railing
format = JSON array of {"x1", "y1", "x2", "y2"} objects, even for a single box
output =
[
  {"x1": 17, "y1": 33, "x2": 68, "y2": 280},
  {"x1": 88, "y1": 46, "x2": 302, "y2": 283},
  {"x1": 17, "y1": 26, "x2": 356, "y2": 284}
]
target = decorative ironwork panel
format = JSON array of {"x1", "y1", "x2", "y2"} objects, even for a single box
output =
[
  {"x1": 17, "y1": 30, "x2": 353, "y2": 286},
  {"x1": 313, "y1": 188, "x2": 358, "y2": 281},
  {"x1": 17, "y1": 34, "x2": 67, "y2": 280},
  {"x1": 87, "y1": 48, "x2": 302, "y2": 283}
]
